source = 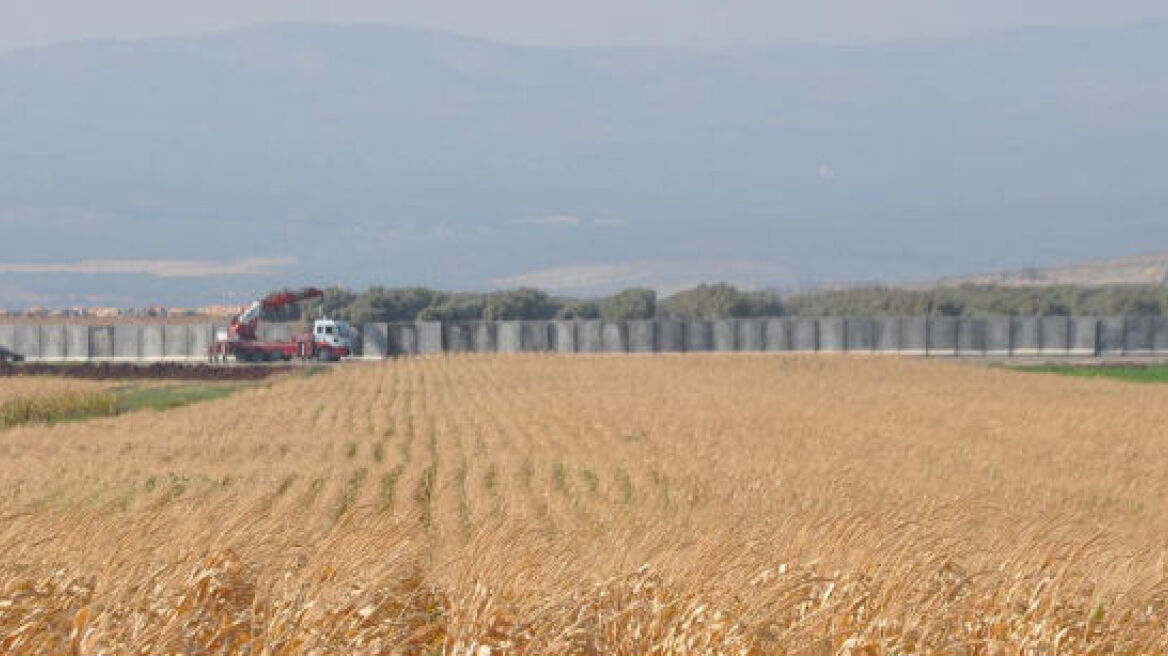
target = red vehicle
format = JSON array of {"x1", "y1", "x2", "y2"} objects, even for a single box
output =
[{"x1": 208, "y1": 287, "x2": 354, "y2": 362}]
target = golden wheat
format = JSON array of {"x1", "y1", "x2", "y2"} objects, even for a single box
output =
[{"x1": 2, "y1": 355, "x2": 1168, "y2": 654}]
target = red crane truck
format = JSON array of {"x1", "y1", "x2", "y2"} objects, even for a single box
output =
[{"x1": 208, "y1": 287, "x2": 354, "y2": 363}]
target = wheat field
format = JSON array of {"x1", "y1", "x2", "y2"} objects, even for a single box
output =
[{"x1": 2, "y1": 355, "x2": 1168, "y2": 654}]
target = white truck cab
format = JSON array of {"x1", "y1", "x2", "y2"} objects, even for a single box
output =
[{"x1": 314, "y1": 319, "x2": 353, "y2": 352}]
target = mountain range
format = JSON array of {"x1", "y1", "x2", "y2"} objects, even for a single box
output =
[{"x1": 2, "y1": 21, "x2": 1168, "y2": 307}]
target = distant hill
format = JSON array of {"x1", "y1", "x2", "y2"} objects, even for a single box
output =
[
  {"x1": 939, "y1": 253, "x2": 1168, "y2": 288},
  {"x1": 2, "y1": 22, "x2": 1168, "y2": 306}
]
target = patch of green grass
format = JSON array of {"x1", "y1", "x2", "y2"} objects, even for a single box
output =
[
  {"x1": 111, "y1": 383, "x2": 248, "y2": 413},
  {"x1": 1014, "y1": 363, "x2": 1168, "y2": 383}
]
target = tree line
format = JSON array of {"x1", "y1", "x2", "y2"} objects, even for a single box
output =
[{"x1": 271, "y1": 283, "x2": 1168, "y2": 323}]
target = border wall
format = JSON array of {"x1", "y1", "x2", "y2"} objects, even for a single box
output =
[{"x1": 5, "y1": 316, "x2": 1168, "y2": 361}]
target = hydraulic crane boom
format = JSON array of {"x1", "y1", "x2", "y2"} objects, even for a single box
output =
[{"x1": 229, "y1": 287, "x2": 323, "y2": 341}]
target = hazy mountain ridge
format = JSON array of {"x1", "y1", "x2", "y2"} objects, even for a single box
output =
[
  {"x1": 2, "y1": 21, "x2": 1168, "y2": 306},
  {"x1": 938, "y1": 253, "x2": 1168, "y2": 288}
]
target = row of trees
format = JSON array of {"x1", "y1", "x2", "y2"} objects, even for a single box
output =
[{"x1": 274, "y1": 283, "x2": 1168, "y2": 323}]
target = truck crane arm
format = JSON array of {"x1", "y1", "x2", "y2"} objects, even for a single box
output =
[{"x1": 229, "y1": 287, "x2": 323, "y2": 341}]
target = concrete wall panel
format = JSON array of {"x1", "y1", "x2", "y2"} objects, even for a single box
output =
[
  {"x1": 577, "y1": 321, "x2": 602, "y2": 353},
  {"x1": 628, "y1": 320, "x2": 655, "y2": 353},
  {"x1": 1039, "y1": 316, "x2": 1070, "y2": 355},
  {"x1": 984, "y1": 316, "x2": 1011, "y2": 356},
  {"x1": 927, "y1": 317, "x2": 958, "y2": 356},
  {"x1": 685, "y1": 321, "x2": 712, "y2": 352},
  {"x1": 1011, "y1": 317, "x2": 1040, "y2": 356},
  {"x1": 39, "y1": 325, "x2": 66, "y2": 360},
  {"x1": 1153, "y1": 318, "x2": 1168, "y2": 354},
  {"x1": 388, "y1": 323, "x2": 418, "y2": 355},
  {"x1": 712, "y1": 319, "x2": 737, "y2": 352},
  {"x1": 88, "y1": 326, "x2": 114, "y2": 359},
  {"x1": 956, "y1": 318, "x2": 987, "y2": 356},
  {"x1": 444, "y1": 323, "x2": 471, "y2": 352},
  {"x1": 655, "y1": 320, "x2": 684, "y2": 352},
  {"x1": 819, "y1": 317, "x2": 845, "y2": 352},
  {"x1": 899, "y1": 317, "x2": 927, "y2": 355},
  {"x1": 496, "y1": 321, "x2": 522, "y2": 353},
  {"x1": 362, "y1": 323, "x2": 389, "y2": 358},
  {"x1": 1097, "y1": 317, "x2": 1125, "y2": 355},
  {"x1": 521, "y1": 321, "x2": 551, "y2": 352},
  {"x1": 12, "y1": 325, "x2": 39, "y2": 359},
  {"x1": 764, "y1": 319, "x2": 790, "y2": 351},
  {"x1": 845, "y1": 318, "x2": 874, "y2": 352},
  {"x1": 163, "y1": 324, "x2": 190, "y2": 358},
  {"x1": 113, "y1": 325, "x2": 139, "y2": 359},
  {"x1": 1124, "y1": 316, "x2": 1155, "y2": 354},
  {"x1": 65, "y1": 324, "x2": 89, "y2": 360},
  {"x1": 472, "y1": 322, "x2": 497, "y2": 353},
  {"x1": 601, "y1": 322, "x2": 627, "y2": 352},
  {"x1": 416, "y1": 321, "x2": 443, "y2": 355},
  {"x1": 258, "y1": 323, "x2": 293, "y2": 342},
  {"x1": 873, "y1": 317, "x2": 898, "y2": 353},
  {"x1": 1070, "y1": 317, "x2": 1099, "y2": 356},
  {"x1": 551, "y1": 321, "x2": 576, "y2": 353},
  {"x1": 0, "y1": 325, "x2": 13, "y2": 352},
  {"x1": 140, "y1": 324, "x2": 164, "y2": 359},
  {"x1": 737, "y1": 319, "x2": 765, "y2": 352},
  {"x1": 189, "y1": 324, "x2": 213, "y2": 360},
  {"x1": 790, "y1": 318, "x2": 818, "y2": 351}
]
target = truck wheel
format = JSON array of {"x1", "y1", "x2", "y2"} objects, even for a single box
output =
[{"x1": 316, "y1": 348, "x2": 333, "y2": 362}]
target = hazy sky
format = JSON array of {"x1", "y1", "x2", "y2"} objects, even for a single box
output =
[{"x1": 3, "y1": 0, "x2": 1168, "y2": 51}]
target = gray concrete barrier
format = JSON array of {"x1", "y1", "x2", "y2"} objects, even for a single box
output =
[
  {"x1": 472, "y1": 322, "x2": 497, "y2": 353},
  {"x1": 362, "y1": 323, "x2": 389, "y2": 358},
  {"x1": 259, "y1": 323, "x2": 293, "y2": 342},
  {"x1": 88, "y1": 326, "x2": 114, "y2": 359},
  {"x1": 1070, "y1": 317, "x2": 1099, "y2": 356},
  {"x1": 765, "y1": 319, "x2": 790, "y2": 351},
  {"x1": 444, "y1": 323, "x2": 471, "y2": 352},
  {"x1": 985, "y1": 316, "x2": 1011, "y2": 356},
  {"x1": 655, "y1": 320, "x2": 684, "y2": 352},
  {"x1": 577, "y1": 321, "x2": 603, "y2": 353},
  {"x1": 39, "y1": 325, "x2": 65, "y2": 360},
  {"x1": 416, "y1": 321, "x2": 443, "y2": 355},
  {"x1": 790, "y1": 318, "x2": 818, "y2": 351},
  {"x1": 712, "y1": 320, "x2": 737, "y2": 352},
  {"x1": 521, "y1": 321, "x2": 551, "y2": 352},
  {"x1": 140, "y1": 324, "x2": 164, "y2": 359},
  {"x1": 900, "y1": 317, "x2": 927, "y2": 355},
  {"x1": 13, "y1": 325, "x2": 40, "y2": 360},
  {"x1": 926, "y1": 317, "x2": 957, "y2": 356},
  {"x1": 737, "y1": 319, "x2": 765, "y2": 352},
  {"x1": 873, "y1": 317, "x2": 898, "y2": 352},
  {"x1": 388, "y1": 323, "x2": 418, "y2": 355},
  {"x1": 0, "y1": 326, "x2": 14, "y2": 354},
  {"x1": 496, "y1": 321, "x2": 522, "y2": 353},
  {"x1": 628, "y1": 320, "x2": 655, "y2": 353},
  {"x1": 65, "y1": 324, "x2": 89, "y2": 360},
  {"x1": 956, "y1": 318, "x2": 987, "y2": 356},
  {"x1": 1154, "y1": 318, "x2": 1168, "y2": 354},
  {"x1": 551, "y1": 321, "x2": 576, "y2": 353},
  {"x1": 1039, "y1": 317, "x2": 1070, "y2": 355},
  {"x1": 113, "y1": 325, "x2": 140, "y2": 360},
  {"x1": 163, "y1": 324, "x2": 189, "y2": 359},
  {"x1": 602, "y1": 322, "x2": 627, "y2": 352},
  {"x1": 189, "y1": 324, "x2": 213, "y2": 359},
  {"x1": 1011, "y1": 317, "x2": 1040, "y2": 356},
  {"x1": 685, "y1": 321, "x2": 712, "y2": 352},
  {"x1": 819, "y1": 317, "x2": 845, "y2": 352},
  {"x1": 1098, "y1": 317, "x2": 1125, "y2": 355},
  {"x1": 845, "y1": 317, "x2": 874, "y2": 352},
  {"x1": 1124, "y1": 316, "x2": 1155, "y2": 355}
]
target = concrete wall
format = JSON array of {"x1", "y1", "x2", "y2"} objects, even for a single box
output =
[
  {"x1": 712, "y1": 320, "x2": 737, "y2": 352},
  {"x1": 9, "y1": 315, "x2": 1168, "y2": 361},
  {"x1": 628, "y1": 320, "x2": 655, "y2": 353}
]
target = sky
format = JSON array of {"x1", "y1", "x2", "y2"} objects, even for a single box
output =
[{"x1": 3, "y1": 0, "x2": 1168, "y2": 51}]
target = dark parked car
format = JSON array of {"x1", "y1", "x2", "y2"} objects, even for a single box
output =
[{"x1": 0, "y1": 346, "x2": 24, "y2": 363}]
